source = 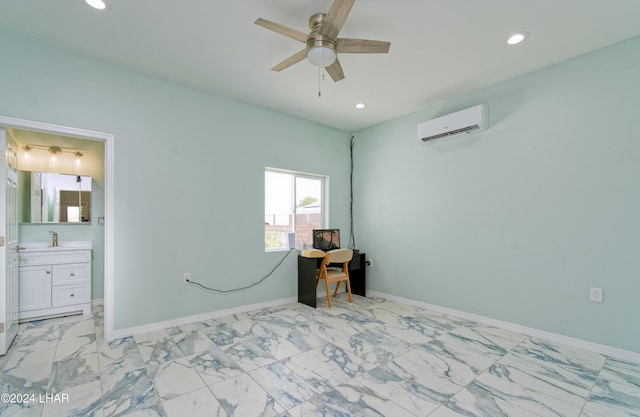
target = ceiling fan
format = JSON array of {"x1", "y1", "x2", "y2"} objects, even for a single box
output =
[{"x1": 255, "y1": 0, "x2": 391, "y2": 82}]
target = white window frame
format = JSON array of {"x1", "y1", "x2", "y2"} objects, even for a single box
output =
[{"x1": 265, "y1": 167, "x2": 328, "y2": 252}]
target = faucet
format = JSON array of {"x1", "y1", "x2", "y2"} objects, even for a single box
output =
[{"x1": 49, "y1": 231, "x2": 58, "y2": 247}]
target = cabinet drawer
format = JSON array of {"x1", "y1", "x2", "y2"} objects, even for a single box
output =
[
  {"x1": 52, "y1": 263, "x2": 91, "y2": 286},
  {"x1": 52, "y1": 284, "x2": 90, "y2": 307}
]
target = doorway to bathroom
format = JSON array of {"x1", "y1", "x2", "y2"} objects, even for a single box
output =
[{"x1": 0, "y1": 115, "x2": 115, "y2": 342}]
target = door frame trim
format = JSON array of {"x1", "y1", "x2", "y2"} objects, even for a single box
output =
[{"x1": 0, "y1": 116, "x2": 115, "y2": 341}]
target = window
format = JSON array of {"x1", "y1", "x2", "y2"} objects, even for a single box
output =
[
  {"x1": 265, "y1": 168, "x2": 326, "y2": 250},
  {"x1": 66, "y1": 206, "x2": 81, "y2": 222}
]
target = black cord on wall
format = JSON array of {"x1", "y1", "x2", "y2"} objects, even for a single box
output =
[
  {"x1": 348, "y1": 133, "x2": 356, "y2": 249},
  {"x1": 186, "y1": 248, "x2": 298, "y2": 293}
]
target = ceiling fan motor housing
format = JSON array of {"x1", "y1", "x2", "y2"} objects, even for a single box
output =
[{"x1": 306, "y1": 13, "x2": 337, "y2": 67}]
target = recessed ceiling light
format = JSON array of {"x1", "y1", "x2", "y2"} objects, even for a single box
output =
[
  {"x1": 355, "y1": 103, "x2": 366, "y2": 109},
  {"x1": 507, "y1": 31, "x2": 529, "y2": 45},
  {"x1": 85, "y1": 0, "x2": 106, "y2": 10}
]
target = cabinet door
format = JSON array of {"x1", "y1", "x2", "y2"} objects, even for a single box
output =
[{"x1": 19, "y1": 265, "x2": 52, "y2": 312}]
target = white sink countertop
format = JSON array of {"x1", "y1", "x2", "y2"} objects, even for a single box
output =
[{"x1": 19, "y1": 241, "x2": 93, "y2": 252}]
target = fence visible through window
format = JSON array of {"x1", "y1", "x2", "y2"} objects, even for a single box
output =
[{"x1": 265, "y1": 169, "x2": 325, "y2": 250}]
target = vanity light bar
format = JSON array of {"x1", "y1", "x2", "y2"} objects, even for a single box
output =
[
  {"x1": 21, "y1": 144, "x2": 86, "y2": 167},
  {"x1": 22, "y1": 145, "x2": 86, "y2": 158}
]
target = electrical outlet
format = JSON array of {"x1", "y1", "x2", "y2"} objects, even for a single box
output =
[
  {"x1": 183, "y1": 272, "x2": 191, "y2": 284},
  {"x1": 590, "y1": 287, "x2": 603, "y2": 303}
]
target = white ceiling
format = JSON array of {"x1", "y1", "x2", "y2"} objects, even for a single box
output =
[{"x1": 1, "y1": 0, "x2": 640, "y2": 132}]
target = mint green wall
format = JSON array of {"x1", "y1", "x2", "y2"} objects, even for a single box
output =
[
  {"x1": 0, "y1": 33, "x2": 351, "y2": 330},
  {"x1": 4, "y1": 29, "x2": 638, "y2": 353},
  {"x1": 354, "y1": 36, "x2": 640, "y2": 353}
]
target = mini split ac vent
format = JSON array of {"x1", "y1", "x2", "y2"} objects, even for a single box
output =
[{"x1": 417, "y1": 104, "x2": 489, "y2": 143}]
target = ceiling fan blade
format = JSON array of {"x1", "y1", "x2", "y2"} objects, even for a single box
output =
[
  {"x1": 320, "y1": 0, "x2": 355, "y2": 39},
  {"x1": 255, "y1": 18, "x2": 308, "y2": 43},
  {"x1": 271, "y1": 48, "x2": 308, "y2": 72},
  {"x1": 326, "y1": 58, "x2": 345, "y2": 82},
  {"x1": 337, "y1": 38, "x2": 391, "y2": 54}
]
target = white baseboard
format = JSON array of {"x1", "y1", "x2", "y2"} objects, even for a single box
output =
[
  {"x1": 111, "y1": 296, "x2": 297, "y2": 340},
  {"x1": 367, "y1": 290, "x2": 640, "y2": 364}
]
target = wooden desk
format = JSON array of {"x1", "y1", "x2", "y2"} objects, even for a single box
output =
[{"x1": 297, "y1": 251, "x2": 366, "y2": 308}]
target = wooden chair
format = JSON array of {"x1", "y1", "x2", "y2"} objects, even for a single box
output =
[{"x1": 315, "y1": 248, "x2": 353, "y2": 308}]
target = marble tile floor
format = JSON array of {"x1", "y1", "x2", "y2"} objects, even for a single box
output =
[{"x1": 1, "y1": 294, "x2": 639, "y2": 417}]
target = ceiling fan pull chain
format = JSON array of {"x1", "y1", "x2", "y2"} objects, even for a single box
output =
[{"x1": 318, "y1": 66, "x2": 322, "y2": 97}]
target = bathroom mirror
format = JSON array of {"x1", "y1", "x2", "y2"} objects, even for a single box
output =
[{"x1": 19, "y1": 171, "x2": 92, "y2": 224}]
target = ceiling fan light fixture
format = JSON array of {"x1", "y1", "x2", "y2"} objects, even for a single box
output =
[
  {"x1": 307, "y1": 46, "x2": 337, "y2": 67},
  {"x1": 255, "y1": 0, "x2": 390, "y2": 81}
]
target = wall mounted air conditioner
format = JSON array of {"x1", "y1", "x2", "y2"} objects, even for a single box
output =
[{"x1": 417, "y1": 104, "x2": 488, "y2": 142}]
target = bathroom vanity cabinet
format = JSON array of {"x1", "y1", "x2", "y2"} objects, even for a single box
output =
[{"x1": 18, "y1": 243, "x2": 92, "y2": 321}]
